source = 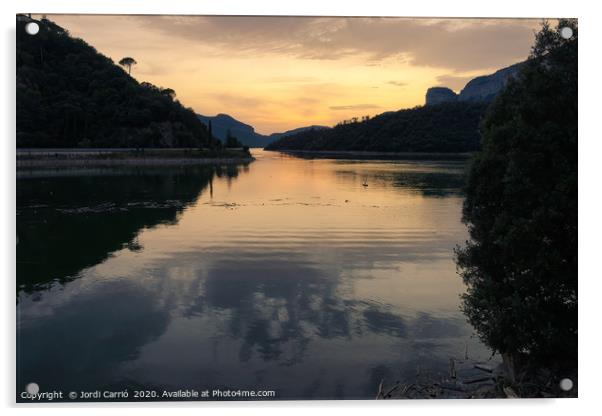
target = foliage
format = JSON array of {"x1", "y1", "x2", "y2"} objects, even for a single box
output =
[
  {"x1": 16, "y1": 17, "x2": 219, "y2": 149},
  {"x1": 266, "y1": 102, "x2": 488, "y2": 153},
  {"x1": 455, "y1": 19, "x2": 577, "y2": 373},
  {"x1": 225, "y1": 129, "x2": 243, "y2": 148},
  {"x1": 118, "y1": 56, "x2": 137, "y2": 74}
]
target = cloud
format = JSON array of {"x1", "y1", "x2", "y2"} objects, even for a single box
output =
[
  {"x1": 132, "y1": 16, "x2": 543, "y2": 71},
  {"x1": 43, "y1": 15, "x2": 547, "y2": 133},
  {"x1": 208, "y1": 93, "x2": 266, "y2": 109},
  {"x1": 262, "y1": 76, "x2": 319, "y2": 84},
  {"x1": 329, "y1": 104, "x2": 381, "y2": 111}
]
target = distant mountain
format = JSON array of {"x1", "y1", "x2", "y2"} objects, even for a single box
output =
[
  {"x1": 425, "y1": 62, "x2": 523, "y2": 106},
  {"x1": 16, "y1": 16, "x2": 217, "y2": 149},
  {"x1": 198, "y1": 113, "x2": 328, "y2": 147},
  {"x1": 197, "y1": 113, "x2": 267, "y2": 147}
]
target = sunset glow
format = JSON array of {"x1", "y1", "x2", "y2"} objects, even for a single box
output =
[{"x1": 42, "y1": 15, "x2": 543, "y2": 134}]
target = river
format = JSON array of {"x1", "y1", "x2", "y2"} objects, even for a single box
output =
[{"x1": 16, "y1": 149, "x2": 494, "y2": 400}]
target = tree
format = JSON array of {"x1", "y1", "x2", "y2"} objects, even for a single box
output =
[
  {"x1": 455, "y1": 19, "x2": 577, "y2": 383},
  {"x1": 118, "y1": 57, "x2": 137, "y2": 75},
  {"x1": 225, "y1": 129, "x2": 242, "y2": 148},
  {"x1": 161, "y1": 88, "x2": 176, "y2": 100}
]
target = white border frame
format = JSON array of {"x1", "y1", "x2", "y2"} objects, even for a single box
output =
[{"x1": 2, "y1": 1, "x2": 598, "y2": 415}]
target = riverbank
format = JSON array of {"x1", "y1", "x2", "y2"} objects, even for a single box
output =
[
  {"x1": 377, "y1": 357, "x2": 503, "y2": 399},
  {"x1": 376, "y1": 356, "x2": 578, "y2": 399},
  {"x1": 265, "y1": 149, "x2": 474, "y2": 161},
  {"x1": 17, "y1": 148, "x2": 254, "y2": 169}
]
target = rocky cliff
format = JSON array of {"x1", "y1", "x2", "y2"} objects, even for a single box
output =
[
  {"x1": 458, "y1": 62, "x2": 522, "y2": 102},
  {"x1": 425, "y1": 87, "x2": 458, "y2": 106},
  {"x1": 425, "y1": 62, "x2": 523, "y2": 106}
]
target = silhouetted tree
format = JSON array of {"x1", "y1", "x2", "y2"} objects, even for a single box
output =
[
  {"x1": 225, "y1": 129, "x2": 242, "y2": 148},
  {"x1": 161, "y1": 88, "x2": 176, "y2": 100},
  {"x1": 118, "y1": 56, "x2": 137, "y2": 75},
  {"x1": 455, "y1": 19, "x2": 577, "y2": 386}
]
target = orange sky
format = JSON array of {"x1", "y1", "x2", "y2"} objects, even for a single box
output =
[{"x1": 42, "y1": 15, "x2": 543, "y2": 135}]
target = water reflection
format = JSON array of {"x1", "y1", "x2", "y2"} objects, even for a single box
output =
[
  {"x1": 17, "y1": 150, "x2": 494, "y2": 400},
  {"x1": 16, "y1": 165, "x2": 247, "y2": 292},
  {"x1": 333, "y1": 162, "x2": 467, "y2": 197}
]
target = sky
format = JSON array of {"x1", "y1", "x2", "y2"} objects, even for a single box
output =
[{"x1": 43, "y1": 15, "x2": 544, "y2": 135}]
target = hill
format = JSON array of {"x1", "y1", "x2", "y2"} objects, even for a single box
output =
[
  {"x1": 16, "y1": 16, "x2": 219, "y2": 149},
  {"x1": 265, "y1": 102, "x2": 487, "y2": 153},
  {"x1": 266, "y1": 60, "x2": 526, "y2": 153},
  {"x1": 268, "y1": 125, "x2": 329, "y2": 141}
]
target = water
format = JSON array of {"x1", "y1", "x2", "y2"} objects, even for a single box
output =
[{"x1": 16, "y1": 149, "x2": 493, "y2": 400}]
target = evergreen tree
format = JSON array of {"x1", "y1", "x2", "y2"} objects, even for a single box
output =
[{"x1": 455, "y1": 19, "x2": 577, "y2": 383}]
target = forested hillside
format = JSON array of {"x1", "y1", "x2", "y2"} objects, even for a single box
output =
[
  {"x1": 266, "y1": 102, "x2": 488, "y2": 153},
  {"x1": 16, "y1": 17, "x2": 218, "y2": 149}
]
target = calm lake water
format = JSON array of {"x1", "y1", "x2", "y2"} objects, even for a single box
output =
[{"x1": 16, "y1": 149, "x2": 494, "y2": 400}]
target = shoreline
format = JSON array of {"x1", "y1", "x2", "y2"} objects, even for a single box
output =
[
  {"x1": 16, "y1": 148, "x2": 254, "y2": 169},
  {"x1": 264, "y1": 149, "x2": 475, "y2": 161}
]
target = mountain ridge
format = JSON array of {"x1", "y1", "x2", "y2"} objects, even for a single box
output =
[
  {"x1": 197, "y1": 113, "x2": 328, "y2": 147},
  {"x1": 266, "y1": 60, "x2": 524, "y2": 153},
  {"x1": 425, "y1": 62, "x2": 523, "y2": 106}
]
